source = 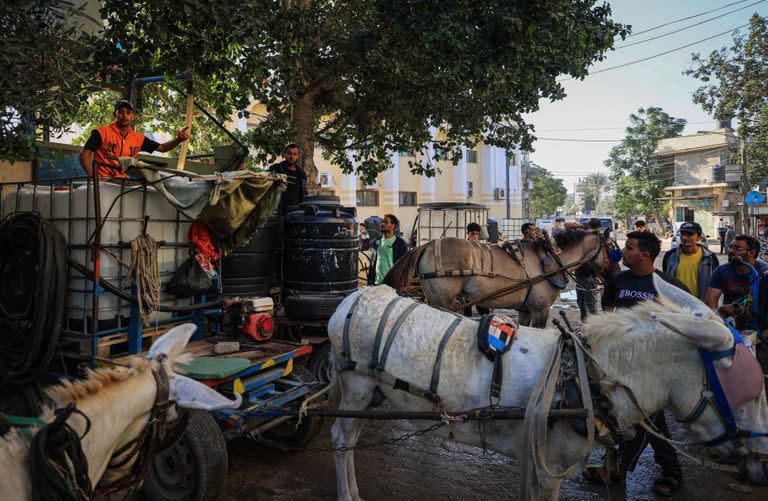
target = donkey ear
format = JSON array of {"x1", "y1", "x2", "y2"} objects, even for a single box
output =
[
  {"x1": 651, "y1": 273, "x2": 710, "y2": 315},
  {"x1": 170, "y1": 373, "x2": 242, "y2": 410},
  {"x1": 651, "y1": 312, "x2": 732, "y2": 351},
  {"x1": 148, "y1": 323, "x2": 197, "y2": 363}
]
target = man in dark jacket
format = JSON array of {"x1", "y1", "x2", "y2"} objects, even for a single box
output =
[
  {"x1": 661, "y1": 221, "x2": 719, "y2": 301},
  {"x1": 368, "y1": 213, "x2": 408, "y2": 285},
  {"x1": 268, "y1": 143, "x2": 307, "y2": 214}
]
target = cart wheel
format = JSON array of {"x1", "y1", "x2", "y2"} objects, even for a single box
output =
[
  {"x1": 308, "y1": 341, "x2": 335, "y2": 385},
  {"x1": 141, "y1": 410, "x2": 227, "y2": 501},
  {"x1": 262, "y1": 366, "x2": 322, "y2": 450}
]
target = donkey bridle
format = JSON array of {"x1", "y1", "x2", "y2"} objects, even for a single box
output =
[
  {"x1": 95, "y1": 356, "x2": 178, "y2": 496},
  {"x1": 677, "y1": 325, "x2": 768, "y2": 464}
]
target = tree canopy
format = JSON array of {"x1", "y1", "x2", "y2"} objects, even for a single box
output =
[
  {"x1": 579, "y1": 172, "x2": 610, "y2": 212},
  {"x1": 1, "y1": 1, "x2": 102, "y2": 160},
  {"x1": 99, "y1": 0, "x2": 627, "y2": 185},
  {"x1": 686, "y1": 13, "x2": 768, "y2": 231},
  {"x1": 604, "y1": 107, "x2": 687, "y2": 218},
  {"x1": 528, "y1": 164, "x2": 567, "y2": 219}
]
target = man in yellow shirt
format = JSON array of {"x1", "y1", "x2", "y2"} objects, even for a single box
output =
[{"x1": 661, "y1": 222, "x2": 720, "y2": 300}]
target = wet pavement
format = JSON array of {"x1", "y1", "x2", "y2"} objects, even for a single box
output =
[
  {"x1": 222, "y1": 415, "x2": 768, "y2": 500},
  {"x1": 217, "y1": 243, "x2": 768, "y2": 500}
]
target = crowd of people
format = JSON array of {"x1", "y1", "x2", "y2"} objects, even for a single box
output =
[{"x1": 515, "y1": 217, "x2": 768, "y2": 496}]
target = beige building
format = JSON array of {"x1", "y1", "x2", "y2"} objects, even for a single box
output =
[
  {"x1": 238, "y1": 109, "x2": 525, "y2": 238},
  {"x1": 656, "y1": 126, "x2": 741, "y2": 238}
]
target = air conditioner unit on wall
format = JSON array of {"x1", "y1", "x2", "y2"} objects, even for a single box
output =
[
  {"x1": 494, "y1": 187, "x2": 507, "y2": 200},
  {"x1": 319, "y1": 172, "x2": 334, "y2": 187}
]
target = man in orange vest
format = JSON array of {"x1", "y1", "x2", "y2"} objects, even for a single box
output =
[{"x1": 78, "y1": 100, "x2": 190, "y2": 178}]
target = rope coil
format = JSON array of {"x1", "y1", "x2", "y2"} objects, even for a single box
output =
[{"x1": 127, "y1": 234, "x2": 160, "y2": 320}]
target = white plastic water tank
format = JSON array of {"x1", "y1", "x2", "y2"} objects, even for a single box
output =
[{"x1": 2, "y1": 182, "x2": 192, "y2": 326}]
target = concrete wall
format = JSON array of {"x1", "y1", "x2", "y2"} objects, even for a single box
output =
[
  {"x1": 0, "y1": 160, "x2": 33, "y2": 182},
  {"x1": 674, "y1": 151, "x2": 721, "y2": 185}
]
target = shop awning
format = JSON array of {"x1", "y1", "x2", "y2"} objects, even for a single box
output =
[{"x1": 657, "y1": 194, "x2": 718, "y2": 201}]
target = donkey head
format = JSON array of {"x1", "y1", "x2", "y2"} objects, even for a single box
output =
[
  {"x1": 146, "y1": 323, "x2": 242, "y2": 413},
  {"x1": 650, "y1": 276, "x2": 768, "y2": 484}
]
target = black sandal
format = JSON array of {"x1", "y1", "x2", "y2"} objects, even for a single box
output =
[{"x1": 653, "y1": 474, "x2": 683, "y2": 497}]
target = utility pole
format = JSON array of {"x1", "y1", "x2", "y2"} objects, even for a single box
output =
[
  {"x1": 739, "y1": 137, "x2": 749, "y2": 234},
  {"x1": 521, "y1": 154, "x2": 532, "y2": 220}
]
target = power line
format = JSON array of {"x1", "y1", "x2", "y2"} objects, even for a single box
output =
[
  {"x1": 624, "y1": 0, "x2": 754, "y2": 38},
  {"x1": 560, "y1": 21, "x2": 752, "y2": 81},
  {"x1": 537, "y1": 130, "x2": 745, "y2": 143},
  {"x1": 614, "y1": 0, "x2": 765, "y2": 49},
  {"x1": 535, "y1": 120, "x2": 715, "y2": 132}
]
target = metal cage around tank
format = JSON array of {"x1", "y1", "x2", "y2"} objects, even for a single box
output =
[
  {"x1": 0, "y1": 174, "x2": 217, "y2": 365},
  {"x1": 416, "y1": 202, "x2": 488, "y2": 244}
]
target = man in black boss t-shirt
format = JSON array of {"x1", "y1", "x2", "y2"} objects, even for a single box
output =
[
  {"x1": 602, "y1": 234, "x2": 688, "y2": 311},
  {"x1": 590, "y1": 231, "x2": 687, "y2": 496}
]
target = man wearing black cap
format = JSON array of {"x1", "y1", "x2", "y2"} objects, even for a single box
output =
[
  {"x1": 466, "y1": 222, "x2": 481, "y2": 241},
  {"x1": 551, "y1": 217, "x2": 565, "y2": 239},
  {"x1": 79, "y1": 100, "x2": 190, "y2": 179},
  {"x1": 661, "y1": 221, "x2": 719, "y2": 300}
]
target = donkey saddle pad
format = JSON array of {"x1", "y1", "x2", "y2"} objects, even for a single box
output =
[{"x1": 476, "y1": 313, "x2": 518, "y2": 400}]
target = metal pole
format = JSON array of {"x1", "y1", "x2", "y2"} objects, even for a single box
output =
[
  {"x1": 91, "y1": 171, "x2": 102, "y2": 360},
  {"x1": 264, "y1": 407, "x2": 588, "y2": 420},
  {"x1": 506, "y1": 150, "x2": 511, "y2": 219}
]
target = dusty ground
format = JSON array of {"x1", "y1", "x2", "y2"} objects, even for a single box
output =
[{"x1": 216, "y1": 243, "x2": 768, "y2": 500}]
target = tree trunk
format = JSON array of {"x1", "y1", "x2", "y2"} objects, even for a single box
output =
[{"x1": 292, "y1": 91, "x2": 319, "y2": 194}]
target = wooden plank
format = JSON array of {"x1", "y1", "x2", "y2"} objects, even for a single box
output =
[{"x1": 176, "y1": 92, "x2": 195, "y2": 171}]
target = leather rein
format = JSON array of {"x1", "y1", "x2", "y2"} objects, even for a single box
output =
[{"x1": 95, "y1": 355, "x2": 178, "y2": 496}]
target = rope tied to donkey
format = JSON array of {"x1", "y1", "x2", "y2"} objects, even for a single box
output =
[
  {"x1": 29, "y1": 403, "x2": 93, "y2": 501},
  {"x1": 127, "y1": 233, "x2": 160, "y2": 320}
]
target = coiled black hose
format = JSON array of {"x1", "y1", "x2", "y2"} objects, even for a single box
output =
[{"x1": 0, "y1": 212, "x2": 68, "y2": 389}]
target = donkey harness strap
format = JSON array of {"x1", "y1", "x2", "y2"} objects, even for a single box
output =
[
  {"x1": 429, "y1": 317, "x2": 464, "y2": 394},
  {"x1": 370, "y1": 297, "x2": 405, "y2": 377},
  {"x1": 341, "y1": 295, "x2": 363, "y2": 370},
  {"x1": 378, "y1": 301, "x2": 422, "y2": 371}
]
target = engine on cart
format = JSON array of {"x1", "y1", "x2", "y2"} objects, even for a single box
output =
[{"x1": 220, "y1": 297, "x2": 275, "y2": 342}]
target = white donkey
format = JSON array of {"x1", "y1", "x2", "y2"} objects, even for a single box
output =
[
  {"x1": 328, "y1": 278, "x2": 768, "y2": 500},
  {"x1": 0, "y1": 323, "x2": 241, "y2": 499}
]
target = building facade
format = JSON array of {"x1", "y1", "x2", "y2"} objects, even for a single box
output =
[
  {"x1": 656, "y1": 126, "x2": 741, "y2": 238},
  {"x1": 239, "y1": 109, "x2": 525, "y2": 238}
]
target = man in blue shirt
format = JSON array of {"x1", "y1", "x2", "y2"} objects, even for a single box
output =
[{"x1": 706, "y1": 235, "x2": 767, "y2": 329}]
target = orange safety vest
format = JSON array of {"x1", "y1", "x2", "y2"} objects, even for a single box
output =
[{"x1": 91, "y1": 123, "x2": 146, "y2": 178}]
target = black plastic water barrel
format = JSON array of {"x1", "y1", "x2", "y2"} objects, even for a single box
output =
[
  {"x1": 283, "y1": 196, "x2": 358, "y2": 319},
  {"x1": 221, "y1": 218, "x2": 279, "y2": 296}
]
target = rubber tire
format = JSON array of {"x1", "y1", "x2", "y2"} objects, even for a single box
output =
[
  {"x1": 284, "y1": 294, "x2": 344, "y2": 321},
  {"x1": 140, "y1": 410, "x2": 227, "y2": 501},
  {"x1": 308, "y1": 342, "x2": 335, "y2": 385},
  {"x1": 262, "y1": 366, "x2": 322, "y2": 450}
]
